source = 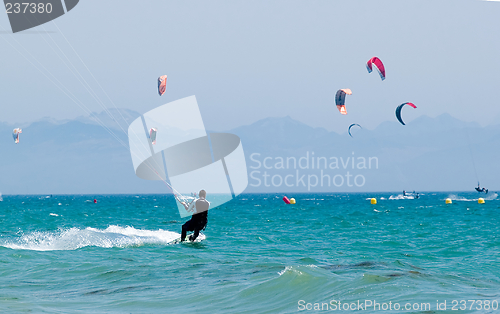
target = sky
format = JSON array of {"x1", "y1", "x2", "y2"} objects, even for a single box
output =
[{"x1": 0, "y1": 0, "x2": 500, "y2": 135}]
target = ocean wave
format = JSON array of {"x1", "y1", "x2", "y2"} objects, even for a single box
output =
[
  {"x1": 0, "y1": 225, "x2": 180, "y2": 251},
  {"x1": 278, "y1": 266, "x2": 303, "y2": 276}
]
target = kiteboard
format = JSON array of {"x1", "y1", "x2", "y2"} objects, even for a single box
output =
[{"x1": 171, "y1": 233, "x2": 206, "y2": 245}]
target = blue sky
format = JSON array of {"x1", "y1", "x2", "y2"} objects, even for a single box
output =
[{"x1": 0, "y1": 0, "x2": 499, "y2": 134}]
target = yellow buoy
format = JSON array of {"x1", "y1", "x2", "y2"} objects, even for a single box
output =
[
  {"x1": 370, "y1": 198, "x2": 377, "y2": 205},
  {"x1": 478, "y1": 198, "x2": 485, "y2": 204},
  {"x1": 445, "y1": 198, "x2": 452, "y2": 204},
  {"x1": 290, "y1": 198, "x2": 296, "y2": 204}
]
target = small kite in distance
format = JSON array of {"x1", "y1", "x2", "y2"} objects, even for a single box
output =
[
  {"x1": 12, "y1": 128, "x2": 22, "y2": 144},
  {"x1": 158, "y1": 75, "x2": 167, "y2": 96},
  {"x1": 335, "y1": 89, "x2": 352, "y2": 115},
  {"x1": 366, "y1": 57, "x2": 386, "y2": 80},
  {"x1": 149, "y1": 128, "x2": 157, "y2": 145},
  {"x1": 395, "y1": 102, "x2": 417, "y2": 125},
  {"x1": 348, "y1": 124, "x2": 362, "y2": 137}
]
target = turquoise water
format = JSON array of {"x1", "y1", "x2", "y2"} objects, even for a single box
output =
[{"x1": 1, "y1": 193, "x2": 499, "y2": 313}]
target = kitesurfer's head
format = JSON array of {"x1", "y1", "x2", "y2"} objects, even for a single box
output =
[{"x1": 199, "y1": 190, "x2": 206, "y2": 198}]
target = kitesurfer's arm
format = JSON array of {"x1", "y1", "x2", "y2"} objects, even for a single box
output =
[
  {"x1": 174, "y1": 194, "x2": 190, "y2": 211},
  {"x1": 180, "y1": 202, "x2": 189, "y2": 210},
  {"x1": 175, "y1": 195, "x2": 196, "y2": 213}
]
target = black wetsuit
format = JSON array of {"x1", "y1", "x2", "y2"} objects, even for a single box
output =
[
  {"x1": 181, "y1": 198, "x2": 209, "y2": 241},
  {"x1": 476, "y1": 187, "x2": 486, "y2": 193}
]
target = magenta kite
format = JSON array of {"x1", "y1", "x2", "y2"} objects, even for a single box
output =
[{"x1": 366, "y1": 57, "x2": 386, "y2": 80}]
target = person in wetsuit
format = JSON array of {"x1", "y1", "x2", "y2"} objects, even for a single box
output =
[
  {"x1": 180, "y1": 189, "x2": 209, "y2": 242},
  {"x1": 476, "y1": 183, "x2": 486, "y2": 193}
]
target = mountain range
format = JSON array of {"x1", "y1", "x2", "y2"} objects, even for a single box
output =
[{"x1": 0, "y1": 110, "x2": 498, "y2": 194}]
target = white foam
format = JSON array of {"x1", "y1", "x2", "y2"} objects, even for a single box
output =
[
  {"x1": 1, "y1": 225, "x2": 180, "y2": 251},
  {"x1": 389, "y1": 194, "x2": 415, "y2": 200},
  {"x1": 447, "y1": 194, "x2": 470, "y2": 201},
  {"x1": 278, "y1": 266, "x2": 303, "y2": 276},
  {"x1": 485, "y1": 193, "x2": 498, "y2": 200},
  {"x1": 447, "y1": 193, "x2": 498, "y2": 202}
]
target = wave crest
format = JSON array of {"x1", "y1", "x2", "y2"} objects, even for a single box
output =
[{"x1": 1, "y1": 225, "x2": 180, "y2": 251}]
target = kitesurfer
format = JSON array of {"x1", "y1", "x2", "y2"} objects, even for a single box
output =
[
  {"x1": 180, "y1": 190, "x2": 209, "y2": 242},
  {"x1": 475, "y1": 183, "x2": 488, "y2": 194},
  {"x1": 403, "y1": 190, "x2": 419, "y2": 198}
]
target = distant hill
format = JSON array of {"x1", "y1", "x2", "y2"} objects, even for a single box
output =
[
  {"x1": 0, "y1": 111, "x2": 498, "y2": 194},
  {"x1": 0, "y1": 109, "x2": 149, "y2": 195},
  {"x1": 231, "y1": 113, "x2": 499, "y2": 193}
]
